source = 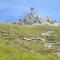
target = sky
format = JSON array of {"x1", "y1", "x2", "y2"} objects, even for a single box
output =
[{"x1": 0, "y1": 0, "x2": 60, "y2": 23}]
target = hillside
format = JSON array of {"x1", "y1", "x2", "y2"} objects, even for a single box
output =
[{"x1": 0, "y1": 23, "x2": 60, "y2": 60}]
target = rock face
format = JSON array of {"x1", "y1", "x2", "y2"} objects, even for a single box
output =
[
  {"x1": 17, "y1": 8, "x2": 58, "y2": 25},
  {"x1": 23, "y1": 12, "x2": 40, "y2": 25}
]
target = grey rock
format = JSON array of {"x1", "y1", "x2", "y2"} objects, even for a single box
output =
[{"x1": 17, "y1": 9, "x2": 56, "y2": 25}]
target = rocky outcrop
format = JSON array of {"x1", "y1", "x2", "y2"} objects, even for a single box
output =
[{"x1": 17, "y1": 8, "x2": 59, "y2": 26}]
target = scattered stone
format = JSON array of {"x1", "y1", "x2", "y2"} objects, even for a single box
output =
[
  {"x1": 42, "y1": 31, "x2": 55, "y2": 36},
  {"x1": 44, "y1": 43, "x2": 52, "y2": 49},
  {"x1": 23, "y1": 37, "x2": 31, "y2": 41}
]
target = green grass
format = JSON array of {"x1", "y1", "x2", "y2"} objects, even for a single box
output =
[
  {"x1": 0, "y1": 23, "x2": 59, "y2": 60},
  {"x1": 0, "y1": 46, "x2": 58, "y2": 60}
]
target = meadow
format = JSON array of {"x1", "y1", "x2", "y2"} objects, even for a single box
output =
[{"x1": 0, "y1": 23, "x2": 60, "y2": 60}]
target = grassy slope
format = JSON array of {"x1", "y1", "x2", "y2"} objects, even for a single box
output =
[{"x1": 0, "y1": 23, "x2": 60, "y2": 60}]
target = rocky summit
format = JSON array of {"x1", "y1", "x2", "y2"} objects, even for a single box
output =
[{"x1": 16, "y1": 8, "x2": 59, "y2": 26}]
